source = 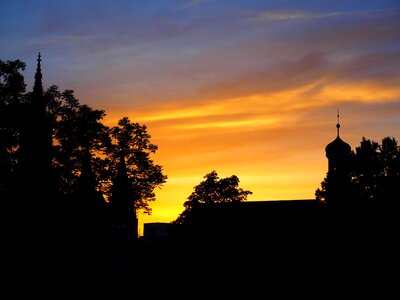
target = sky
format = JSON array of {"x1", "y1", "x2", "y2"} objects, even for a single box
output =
[{"x1": 1, "y1": 0, "x2": 400, "y2": 235}]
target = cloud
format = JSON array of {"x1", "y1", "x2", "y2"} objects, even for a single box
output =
[
  {"x1": 250, "y1": 8, "x2": 400, "y2": 23},
  {"x1": 34, "y1": 35, "x2": 96, "y2": 45},
  {"x1": 251, "y1": 11, "x2": 311, "y2": 22},
  {"x1": 177, "y1": 0, "x2": 218, "y2": 10}
]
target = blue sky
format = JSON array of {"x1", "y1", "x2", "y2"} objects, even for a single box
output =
[{"x1": 2, "y1": 1, "x2": 399, "y2": 100}]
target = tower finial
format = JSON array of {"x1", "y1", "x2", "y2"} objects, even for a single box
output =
[
  {"x1": 336, "y1": 107, "x2": 340, "y2": 137},
  {"x1": 33, "y1": 52, "x2": 43, "y2": 96}
]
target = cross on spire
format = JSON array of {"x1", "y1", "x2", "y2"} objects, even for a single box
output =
[{"x1": 336, "y1": 107, "x2": 340, "y2": 137}]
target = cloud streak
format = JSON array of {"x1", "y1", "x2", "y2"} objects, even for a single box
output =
[
  {"x1": 177, "y1": 0, "x2": 218, "y2": 9},
  {"x1": 250, "y1": 8, "x2": 400, "y2": 22}
]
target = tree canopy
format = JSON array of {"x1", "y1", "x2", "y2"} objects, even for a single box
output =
[
  {"x1": 106, "y1": 117, "x2": 167, "y2": 239},
  {"x1": 0, "y1": 58, "x2": 167, "y2": 241},
  {"x1": 316, "y1": 136, "x2": 400, "y2": 208},
  {"x1": 173, "y1": 170, "x2": 252, "y2": 225}
]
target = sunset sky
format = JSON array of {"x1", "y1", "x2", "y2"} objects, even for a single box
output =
[{"x1": 1, "y1": 0, "x2": 400, "y2": 235}]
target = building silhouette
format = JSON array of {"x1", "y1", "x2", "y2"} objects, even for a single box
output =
[
  {"x1": 324, "y1": 110, "x2": 352, "y2": 207},
  {"x1": 325, "y1": 109, "x2": 351, "y2": 173},
  {"x1": 14, "y1": 53, "x2": 57, "y2": 230},
  {"x1": 145, "y1": 111, "x2": 357, "y2": 247}
]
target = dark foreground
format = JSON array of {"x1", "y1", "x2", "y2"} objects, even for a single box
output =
[{"x1": 4, "y1": 207, "x2": 398, "y2": 282}]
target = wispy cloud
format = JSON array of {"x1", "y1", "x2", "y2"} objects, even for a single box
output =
[
  {"x1": 48, "y1": 35, "x2": 95, "y2": 42},
  {"x1": 251, "y1": 11, "x2": 311, "y2": 22},
  {"x1": 250, "y1": 8, "x2": 400, "y2": 23},
  {"x1": 177, "y1": 0, "x2": 218, "y2": 10}
]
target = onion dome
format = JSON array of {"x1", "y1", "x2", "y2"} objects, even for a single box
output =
[
  {"x1": 325, "y1": 110, "x2": 351, "y2": 156},
  {"x1": 325, "y1": 135, "x2": 351, "y2": 156}
]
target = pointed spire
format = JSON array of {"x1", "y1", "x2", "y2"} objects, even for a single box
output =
[
  {"x1": 33, "y1": 52, "x2": 43, "y2": 96},
  {"x1": 336, "y1": 107, "x2": 340, "y2": 137}
]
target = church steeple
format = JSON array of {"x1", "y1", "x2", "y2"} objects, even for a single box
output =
[
  {"x1": 323, "y1": 109, "x2": 353, "y2": 207},
  {"x1": 325, "y1": 109, "x2": 351, "y2": 172},
  {"x1": 33, "y1": 52, "x2": 43, "y2": 96}
]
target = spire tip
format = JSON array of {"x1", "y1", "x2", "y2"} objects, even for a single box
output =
[{"x1": 336, "y1": 107, "x2": 340, "y2": 137}]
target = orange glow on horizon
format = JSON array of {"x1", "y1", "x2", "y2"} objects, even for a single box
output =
[{"x1": 101, "y1": 70, "x2": 400, "y2": 237}]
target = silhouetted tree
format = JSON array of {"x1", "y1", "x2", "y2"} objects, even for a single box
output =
[
  {"x1": 106, "y1": 117, "x2": 167, "y2": 240},
  {"x1": 351, "y1": 137, "x2": 381, "y2": 206},
  {"x1": 1, "y1": 57, "x2": 57, "y2": 225},
  {"x1": 0, "y1": 59, "x2": 26, "y2": 198},
  {"x1": 51, "y1": 89, "x2": 112, "y2": 245},
  {"x1": 315, "y1": 161, "x2": 355, "y2": 207},
  {"x1": 173, "y1": 170, "x2": 252, "y2": 225},
  {"x1": 53, "y1": 89, "x2": 109, "y2": 198},
  {"x1": 316, "y1": 136, "x2": 400, "y2": 209},
  {"x1": 2, "y1": 56, "x2": 174, "y2": 278},
  {"x1": 0, "y1": 57, "x2": 70, "y2": 277},
  {"x1": 379, "y1": 137, "x2": 400, "y2": 203},
  {"x1": 0, "y1": 59, "x2": 26, "y2": 104},
  {"x1": 352, "y1": 136, "x2": 400, "y2": 207}
]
